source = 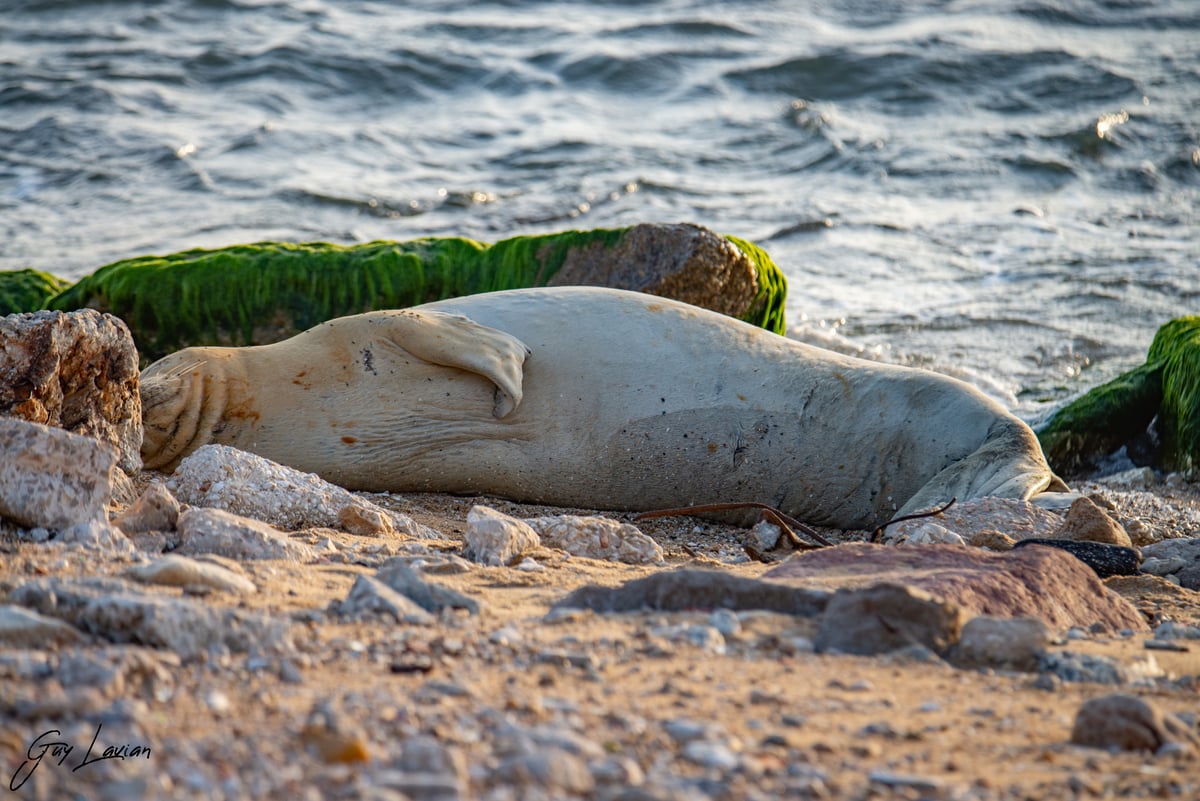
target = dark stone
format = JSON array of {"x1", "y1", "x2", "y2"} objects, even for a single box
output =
[
  {"x1": 375, "y1": 561, "x2": 481, "y2": 615},
  {"x1": 1012, "y1": 537, "x2": 1141, "y2": 578}
]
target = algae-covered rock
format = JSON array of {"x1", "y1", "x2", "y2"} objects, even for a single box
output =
[
  {"x1": 48, "y1": 223, "x2": 787, "y2": 361},
  {"x1": 0, "y1": 268, "x2": 72, "y2": 315},
  {"x1": 1037, "y1": 316, "x2": 1200, "y2": 476}
]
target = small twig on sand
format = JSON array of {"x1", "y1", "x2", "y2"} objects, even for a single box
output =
[
  {"x1": 870, "y1": 498, "x2": 957, "y2": 542},
  {"x1": 635, "y1": 502, "x2": 832, "y2": 549}
]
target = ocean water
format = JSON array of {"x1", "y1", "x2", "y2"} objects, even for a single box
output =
[{"x1": 2, "y1": 0, "x2": 1197, "y2": 420}]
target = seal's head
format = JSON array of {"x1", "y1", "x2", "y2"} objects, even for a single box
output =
[{"x1": 139, "y1": 350, "x2": 230, "y2": 471}]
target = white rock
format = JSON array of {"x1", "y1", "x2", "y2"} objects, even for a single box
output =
[
  {"x1": 0, "y1": 418, "x2": 117, "y2": 530},
  {"x1": 897, "y1": 521, "x2": 966, "y2": 546},
  {"x1": 523, "y1": 515, "x2": 664, "y2": 564},
  {"x1": 169, "y1": 444, "x2": 438, "y2": 538},
  {"x1": 176, "y1": 507, "x2": 316, "y2": 562},
  {"x1": 747, "y1": 519, "x2": 782, "y2": 551},
  {"x1": 127, "y1": 554, "x2": 257, "y2": 594},
  {"x1": 464, "y1": 506, "x2": 540, "y2": 566},
  {"x1": 55, "y1": 520, "x2": 137, "y2": 554},
  {"x1": 1095, "y1": 467, "x2": 1158, "y2": 489}
]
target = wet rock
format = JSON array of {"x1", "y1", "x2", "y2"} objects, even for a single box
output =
[
  {"x1": 523, "y1": 514, "x2": 664, "y2": 564},
  {"x1": 112, "y1": 483, "x2": 181, "y2": 535},
  {"x1": 552, "y1": 569, "x2": 829, "y2": 616},
  {"x1": 8, "y1": 577, "x2": 289, "y2": 658},
  {"x1": 0, "y1": 604, "x2": 85, "y2": 647},
  {"x1": 1054, "y1": 496, "x2": 1133, "y2": 547},
  {"x1": 169, "y1": 444, "x2": 438, "y2": 537},
  {"x1": 0, "y1": 308, "x2": 141, "y2": 472},
  {"x1": 464, "y1": 505, "x2": 541, "y2": 566},
  {"x1": 0, "y1": 418, "x2": 118, "y2": 530},
  {"x1": 126, "y1": 554, "x2": 257, "y2": 594},
  {"x1": 374, "y1": 561, "x2": 481, "y2": 614},
  {"x1": 547, "y1": 222, "x2": 763, "y2": 326},
  {"x1": 765, "y1": 542, "x2": 1148, "y2": 634},
  {"x1": 950, "y1": 616, "x2": 1049, "y2": 672},
  {"x1": 814, "y1": 583, "x2": 966, "y2": 656},
  {"x1": 1071, "y1": 694, "x2": 1199, "y2": 754},
  {"x1": 333, "y1": 575, "x2": 435, "y2": 625},
  {"x1": 176, "y1": 507, "x2": 316, "y2": 562},
  {"x1": 1012, "y1": 538, "x2": 1141, "y2": 578}
]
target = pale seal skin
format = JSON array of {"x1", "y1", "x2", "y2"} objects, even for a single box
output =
[{"x1": 141, "y1": 287, "x2": 1068, "y2": 530}]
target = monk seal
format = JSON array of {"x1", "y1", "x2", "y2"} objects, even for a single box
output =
[{"x1": 140, "y1": 286, "x2": 1068, "y2": 529}]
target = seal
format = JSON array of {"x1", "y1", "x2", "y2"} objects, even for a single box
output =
[{"x1": 140, "y1": 286, "x2": 1068, "y2": 529}]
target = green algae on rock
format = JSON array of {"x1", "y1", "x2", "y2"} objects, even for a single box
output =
[
  {"x1": 47, "y1": 223, "x2": 787, "y2": 361},
  {"x1": 1037, "y1": 316, "x2": 1200, "y2": 476},
  {"x1": 0, "y1": 269, "x2": 72, "y2": 316}
]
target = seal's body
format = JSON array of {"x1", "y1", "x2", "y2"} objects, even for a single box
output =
[{"x1": 141, "y1": 287, "x2": 1065, "y2": 529}]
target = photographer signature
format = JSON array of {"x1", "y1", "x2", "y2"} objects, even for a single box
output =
[{"x1": 9, "y1": 724, "x2": 151, "y2": 792}]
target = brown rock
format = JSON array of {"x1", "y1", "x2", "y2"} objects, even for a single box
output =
[
  {"x1": 1071, "y1": 694, "x2": 1199, "y2": 754},
  {"x1": 965, "y1": 530, "x2": 1016, "y2": 551},
  {"x1": 0, "y1": 309, "x2": 141, "y2": 472},
  {"x1": 814, "y1": 583, "x2": 966, "y2": 655},
  {"x1": 1054, "y1": 496, "x2": 1132, "y2": 548},
  {"x1": 112, "y1": 482, "x2": 181, "y2": 534},
  {"x1": 547, "y1": 223, "x2": 759, "y2": 322},
  {"x1": 765, "y1": 542, "x2": 1148, "y2": 633}
]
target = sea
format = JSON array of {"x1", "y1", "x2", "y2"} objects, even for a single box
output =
[{"x1": 3, "y1": 0, "x2": 1198, "y2": 422}]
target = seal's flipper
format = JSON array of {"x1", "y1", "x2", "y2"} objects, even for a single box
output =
[{"x1": 377, "y1": 310, "x2": 530, "y2": 418}]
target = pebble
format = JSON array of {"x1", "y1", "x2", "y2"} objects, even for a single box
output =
[
  {"x1": 464, "y1": 505, "x2": 541, "y2": 566},
  {"x1": 951, "y1": 616, "x2": 1048, "y2": 672},
  {"x1": 1038, "y1": 651, "x2": 1164, "y2": 685},
  {"x1": 126, "y1": 554, "x2": 257, "y2": 594},
  {"x1": 1071, "y1": 693, "x2": 1199, "y2": 754},
  {"x1": 524, "y1": 514, "x2": 665, "y2": 564},
  {"x1": 176, "y1": 507, "x2": 316, "y2": 562},
  {"x1": 374, "y1": 561, "x2": 481, "y2": 614},
  {"x1": 682, "y1": 740, "x2": 740, "y2": 771},
  {"x1": 169, "y1": 444, "x2": 437, "y2": 537},
  {"x1": 333, "y1": 575, "x2": 436, "y2": 625},
  {"x1": 112, "y1": 482, "x2": 181, "y2": 535}
]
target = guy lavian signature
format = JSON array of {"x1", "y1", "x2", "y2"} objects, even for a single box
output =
[{"x1": 9, "y1": 724, "x2": 151, "y2": 792}]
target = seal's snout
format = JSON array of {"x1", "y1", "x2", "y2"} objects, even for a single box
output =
[{"x1": 139, "y1": 354, "x2": 210, "y2": 470}]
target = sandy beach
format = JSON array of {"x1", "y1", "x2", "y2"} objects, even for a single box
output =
[{"x1": 3, "y1": 465, "x2": 1199, "y2": 801}]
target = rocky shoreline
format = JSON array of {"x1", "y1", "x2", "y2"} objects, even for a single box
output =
[{"x1": 2, "y1": 307, "x2": 1200, "y2": 800}]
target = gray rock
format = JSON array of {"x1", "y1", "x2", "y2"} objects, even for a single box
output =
[
  {"x1": 1071, "y1": 693, "x2": 1199, "y2": 754},
  {"x1": 682, "y1": 740, "x2": 740, "y2": 770},
  {"x1": 552, "y1": 569, "x2": 829, "y2": 616},
  {"x1": 0, "y1": 418, "x2": 117, "y2": 530},
  {"x1": 1179, "y1": 563, "x2": 1200, "y2": 591},
  {"x1": 334, "y1": 575, "x2": 435, "y2": 624},
  {"x1": 464, "y1": 505, "x2": 540, "y2": 566},
  {"x1": 126, "y1": 554, "x2": 257, "y2": 594},
  {"x1": 491, "y1": 749, "x2": 594, "y2": 795},
  {"x1": 0, "y1": 308, "x2": 141, "y2": 472},
  {"x1": 8, "y1": 576, "x2": 289, "y2": 658},
  {"x1": 374, "y1": 561, "x2": 480, "y2": 614},
  {"x1": 176, "y1": 507, "x2": 315, "y2": 561},
  {"x1": 1038, "y1": 651, "x2": 1164, "y2": 685},
  {"x1": 950, "y1": 616, "x2": 1049, "y2": 672},
  {"x1": 169, "y1": 444, "x2": 438, "y2": 537},
  {"x1": 1154, "y1": 621, "x2": 1200, "y2": 640},
  {"x1": 0, "y1": 604, "x2": 84, "y2": 647},
  {"x1": 814, "y1": 583, "x2": 966, "y2": 656},
  {"x1": 1140, "y1": 536, "x2": 1200, "y2": 564},
  {"x1": 1141, "y1": 556, "x2": 1188, "y2": 576}
]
